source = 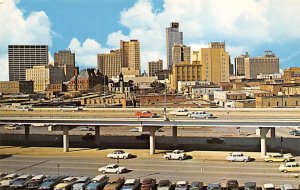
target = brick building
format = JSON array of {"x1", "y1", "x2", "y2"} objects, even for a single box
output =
[
  {"x1": 68, "y1": 68, "x2": 108, "y2": 92},
  {"x1": 0, "y1": 81, "x2": 34, "y2": 94}
]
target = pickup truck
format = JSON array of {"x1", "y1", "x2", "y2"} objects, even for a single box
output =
[{"x1": 163, "y1": 150, "x2": 187, "y2": 160}]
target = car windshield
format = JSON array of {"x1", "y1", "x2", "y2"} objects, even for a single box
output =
[
  {"x1": 124, "y1": 183, "x2": 134, "y2": 186},
  {"x1": 177, "y1": 184, "x2": 187, "y2": 187},
  {"x1": 4, "y1": 177, "x2": 15, "y2": 180},
  {"x1": 113, "y1": 165, "x2": 119, "y2": 168},
  {"x1": 264, "y1": 188, "x2": 275, "y2": 190},
  {"x1": 207, "y1": 187, "x2": 219, "y2": 190}
]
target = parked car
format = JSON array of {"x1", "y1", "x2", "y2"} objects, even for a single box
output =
[
  {"x1": 226, "y1": 152, "x2": 251, "y2": 162},
  {"x1": 157, "y1": 180, "x2": 172, "y2": 190},
  {"x1": 175, "y1": 181, "x2": 189, "y2": 190},
  {"x1": 107, "y1": 150, "x2": 132, "y2": 159},
  {"x1": 10, "y1": 174, "x2": 32, "y2": 188},
  {"x1": 85, "y1": 175, "x2": 109, "y2": 190},
  {"x1": 207, "y1": 183, "x2": 221, "y2": 190},
  {"x1": 264, "y1": 154, "x2": 290, "y2": 162},
  {"x1": 244, "y1": 182, "x2": 257, "y2": 190},
  {"x1": 280, "y1": 184, "x2": 295, "y2": 190},
  {"x1": 163, "y1": 150, "x2": 187, "y2": 160},
  {"x1": 226, "y1": 180, "x2": 239, "y2": 190},
  {"x1": 80, "y1": 126, "x2": 94, "y2": 131},
  {"x1": 189, "y1": 181, "x2": 204, "y2": 190},
  {"x1": 38, "y1": 176, "x2": 67, "y2": 190},
  {"x1": 54, "y1": 176, "x2": 79, "y2": 190},
  {"x1": 104, "y1": 177, "x2": 125, "y2": 190},
  {"x1": 4, "y1": 124, "x2": 21, "y2": 130},
  {"x1": 206, "y1": 137, "x2": 224, "y2": 144},
  {"x1": 98, "y1": 164, "x2": 127, "y2": 174},
  {"x1": 0, "y1": 173, "x2": 19, "y2": 187},
  {"x1": 135, "y1": 111, "x2": 159, "y2": 118},
  {"x1": 26, "y1": 175, "x2": 47, "y2": 189},
  {"x1": 121, "y1": 179, "x2": 140, "y2": 190},
  {"x1": 72, "y1": 176, "x2": 91, "y2": 190},
  {"x1": 289, "y1": 129, "x2": 300, "y2": 136},
  {"x1": 82, "y1": 133, "x2": 95, "y2": 141},
  {"x1": 279, "y1": 162, "x2": 300, "y2": 172},
  {"x1": 141, "y1": 178, "x2": 156, "y2": 190},
  {"x1": 0, "y1": 172, "x2": 8, "y2": 181},
  {"x1": 169, "y1": 109, "x2": 192, "y2": 116},
  {"x1": 262, "y1": 184, "x2": 275, "y2": 190},
  {"x1": 129, "y1": 127, "x2": 141, "y2": 132},
  {"x1": 189, "y1": 111, "x2": 214, "y2": 119}
]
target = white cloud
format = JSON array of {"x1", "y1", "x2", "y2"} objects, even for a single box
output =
[
  {"x1": 106, "y1": 30, "x2": 130, "y2": 48},
  {"x1": 106, "y1": 0, "x2": 300, "y2": 72},
  {"x1": 0, "y1": 0, "x2": 52, "y2": 81},
  {"x1": 68, "y1": 38, "x2": 109, "y2": 68}
]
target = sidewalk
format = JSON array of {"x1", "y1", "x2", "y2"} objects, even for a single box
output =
[{"x1": 0, "y1": 146, "x2": 267, "y2": 161}]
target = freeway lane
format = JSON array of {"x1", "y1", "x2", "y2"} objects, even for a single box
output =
[
  {"x1": 0, "y1": 117, "x2": 299, "y2": 128},
  {"x1": 0, "y1": 156, "x2": 299, "y2": 186}
]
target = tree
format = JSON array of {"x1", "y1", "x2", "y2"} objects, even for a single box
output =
[{"x1": 150, "y1": 81, "x2": 165, "y2": 93}]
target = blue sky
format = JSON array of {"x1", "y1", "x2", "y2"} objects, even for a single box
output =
[{"x1": 0, "y1": 0, "x2": 299, "y2": 81}]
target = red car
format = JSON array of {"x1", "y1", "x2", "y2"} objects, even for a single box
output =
[{"x1": 135, "y1": 111, "x2": 159, "y2": 118}]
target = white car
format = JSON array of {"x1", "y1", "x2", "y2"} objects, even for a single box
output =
[
  {"x1": 54, "y1": 176, "x2": 79, "y2": 190},
  {"x1": 163, "y1": 150, "x2": 188, "y2": 160},
  {"x1": 262, "y1": 184, "x2": 275, "y2": 190},
  {"x1": 4, "y1": 125, "x2": 21, "y2": 130},
  {"x1": 226, "y1": 152, "x2": 251, "y2": 162},
  {"x1": 175, "y1": 181, "x2": 189, "y2": 190},
  {"x1": 107, "y1": 150, "x2": 132, "y2": 159},
  {"x1": 98, "y1": 164, "x2": 127, "y2": 174},
  {"x1": 278, "y1": 162, "x2": 300, "y2": 173},
  {"x1": 0, "y1": 173, "x2": 19, "y2": 187},
  {"x1": 189, "y1": 111, "x2": 214, "y2": 119},
  {"x1": 169, "y1": 109, "x2": 193, "y2": 116}
]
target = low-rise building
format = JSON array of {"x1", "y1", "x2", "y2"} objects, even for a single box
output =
[
  {"x1": 46, "y1": 83, "x2": 67, "y2": 93},
  {"x1": 256, "y1": 96, "x2": 300, "y2": 108},
  {"x1": 214, "y1": 91, "x2": 247, "y2": 101},
  {"x1": 0, "y1": 81, "x2": 34, "y2": 94},
  {"x1": 284, "y1": 67, "x2": 300, "y2": 83},
  {"x1": 136, "y1": 94, "x2": 186, "y2": 107},
  {"x1": 283, "y1": 86, "x2": 300, "y2": 96},
  {"x1": 260, "y1": 83, "x2": 298, "y2": 96},
  {"x1": 108, "y1": 73, "x2": 133, "y2": 99},
  {"x1": 68, "y1": 68, "x2": 108, "y2": 92}
]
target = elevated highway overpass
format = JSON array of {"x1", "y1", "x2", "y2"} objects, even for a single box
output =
[{"x1": 0, "y1": 116, "x2": 299, "y2": 157}]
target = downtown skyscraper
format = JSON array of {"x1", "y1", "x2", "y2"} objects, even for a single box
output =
[
  {"x1": 166, "y1": 22, "x2": 183, "y2": 70},
  {"x1": 8, "y1": 45, "x2": 48, "y2": 81}
]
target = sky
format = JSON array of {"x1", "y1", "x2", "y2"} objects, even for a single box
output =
[{"x1": 0, "y1": 0, "x2": 300, "y2": 81}]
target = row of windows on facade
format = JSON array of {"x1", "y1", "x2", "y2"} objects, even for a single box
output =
[
  {"x1": 268, "y1": 101, "x2": 299, "y2": 106},
  {"x1": 250, "y1": 59, "x2": 278, "y2": 63}
]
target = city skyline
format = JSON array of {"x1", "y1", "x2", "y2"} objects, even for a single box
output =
[{"x1": 1, "y1": 0, "x2": 300, "y2": 81}]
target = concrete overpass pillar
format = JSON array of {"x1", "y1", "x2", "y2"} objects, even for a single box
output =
[
  {"x1": 260, "y1": 127, "x2": 269, "y2": 157},
  {"x1": 95, "y1": 126, "x2": 100, "y2": 144},
  {"x1": 63, "y1": 126, "x2": 69, "y2": 152},
  {"x1": 270, "y1": 128, "x2": 275, "y2": 139},
  {"x1": 172, "y1": 126, "x2": 178, "y2": 147},
  {"x1": 149, "y1": 128, "x2": 156, "y2": 155},
  {"x1": 24, "y1": 124, "x2": 30, "y2": 143}
]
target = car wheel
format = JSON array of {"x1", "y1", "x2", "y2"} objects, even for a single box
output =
[
  {"x1": 123, "y1": 156, "x2": 126, "y2": 159},
  {"x1": 102, "y1": 170, "x2": 106, "y2": 173},
  {"x1": 193, "y1": 117, "x2": 196, "y2": 119},
  {"x1": 283, "y1": 170, "x2": 288, "y2": 173},
  {"x1": 166, "y1": 157, "x2": 170, "y2": 160},
  {"x1": 205, "y1": 116, "x2": 209, "y2": 119},
  {"x1": 187, "y1": 114, "x2": 191, "y2": 117},
  {"x1": 268, "y1": 160, "x2": 273, "y2": 163},
  {"x1": 243, "y1": 159, "x2": 247, "y2": 162},
  {"x1": 179, "y1": 157, "x2": 183, "y2": 160},
  {"x1": 116, "y1": 171, "x2": 120, "y2": 174}
]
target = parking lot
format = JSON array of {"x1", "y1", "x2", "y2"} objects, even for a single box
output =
[{"x1": 0, "y1": 147, "x2": 299, "y2": 187}]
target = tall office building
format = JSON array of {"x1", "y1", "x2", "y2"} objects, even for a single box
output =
[
  {"x1": 244, "y1": 51, "x2": 279, "y2": 79},
  {"x1": 120, "y1": 40, "x2": 140, "y2": 76},
  {"x1": 97, "y1": 50, "x2": 121, "y2": 78},
  {"x1": 148, "y1": 60, "x2": 163, "y2": 76},
  {"x1": 197, "y1": 42, "x2": 230, "y2": 84},
  {"x1": 8, "y1": 45, "x2": 48, "y2": 81},
  {"x1": 235, "y1": 52, "x2": 249, "y2": 76},
  {"x1": 171, "y1": 61, "x2": 202, "y2": 90},
  {"x1": 172, "y1": 44, "x2": 191, "y2": 65},
  {"x1": 166, "y1": 22, "x2": 183, "y2": 69},
  {"x1": 54, "y1": 50, "x2": 76, "y2": 81}
]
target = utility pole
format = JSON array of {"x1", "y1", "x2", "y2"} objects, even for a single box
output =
[{"x1": 163, "y1": 74, "x2": 168, "y2": 121}]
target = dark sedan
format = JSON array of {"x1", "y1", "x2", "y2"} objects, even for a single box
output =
[
  {"x1": 38, "y1": 176, "x2": 67, "y2": 190},
  {"x1": 141, "y1": 178, "x2": 156, "y2": 190}
]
